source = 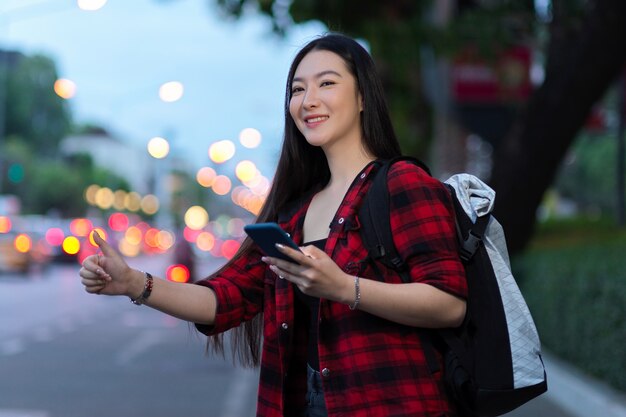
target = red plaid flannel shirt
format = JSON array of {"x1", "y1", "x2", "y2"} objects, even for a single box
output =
[{"x1": 196, "y1": 160, "x2": 467, "y2": 417}]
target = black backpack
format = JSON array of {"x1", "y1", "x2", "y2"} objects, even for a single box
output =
[{"x1": 359, "y1": 156, "x2": 547, "y2": 417}]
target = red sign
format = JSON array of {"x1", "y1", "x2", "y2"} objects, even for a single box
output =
[{"x1": 451, "y1": 45, "x2": 532, "y2": 104}]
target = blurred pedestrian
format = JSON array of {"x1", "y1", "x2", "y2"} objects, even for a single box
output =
[
  {"x1": 79, "y1": 32, "x2": 467, "y2": 417},
  {"x1": 173, "y1": 229, "x2": 195, "y2": 282}
]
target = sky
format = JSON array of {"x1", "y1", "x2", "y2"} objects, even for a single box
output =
[{"x1": 0, "y1": 0, "x2": 329, "y2": 175}]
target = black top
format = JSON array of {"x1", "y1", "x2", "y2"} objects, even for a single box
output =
[{"x1": 293, "y1": 238, "x2": 326, "y2": 371}]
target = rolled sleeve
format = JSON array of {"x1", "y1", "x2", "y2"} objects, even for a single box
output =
[
  {"x1": 387, "y1": 162, "x2": 467, "y2": 299},
  {"x1": 194, "y1": 248, "x2": 267, "y2": 335}
]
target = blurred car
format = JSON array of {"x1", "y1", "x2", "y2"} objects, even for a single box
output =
[
  {"x1": 0, "y1": 215, "x2": 53, "y2": 273},
  {"x1": 0, "y1": 231, "x2": 33, "y2": 273}
]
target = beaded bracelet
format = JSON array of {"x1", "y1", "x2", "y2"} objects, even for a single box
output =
[
  {"x1": 348, "y1": 276, "x2": 361, "y2": 310},
  {"x1": 130, "y1": 271, "x2": 153, "y2": 306}
]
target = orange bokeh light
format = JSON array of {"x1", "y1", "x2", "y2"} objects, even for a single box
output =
[
  {"x1": 70, "y1": 218, "x2": 93, "y2": 237},
  {"x1": 89, "y1": 228, "x2": 108, "y2": 247},
  {"x1": 0, "y1": 216, "x2": 11, "y2": 233},
  {"x1": 14, "y1": 234, "x2": 32, "y2": 253},
  {"x1": 167, "y1": 264, "x2": 190, "y2": 283}
]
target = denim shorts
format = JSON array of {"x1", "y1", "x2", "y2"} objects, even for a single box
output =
[{"x1": 302, "y1": 364, "x2": 328, "y2": 417}]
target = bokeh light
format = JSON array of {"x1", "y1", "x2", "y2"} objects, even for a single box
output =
[
  {"x1": 0, "y1": 216, "x2": 11, "y2": 233},
  {"x1": 183, "y1": 227, "x2": 201, "y2": 243},
  {"x1": 118, "y1": 239, "x2": 141, "y2": 257},
  {"x1": 221, "y1": 239, "x2": 241, "y2": 259},
  {"x1": 125, "y1": 192, "x2": 142, "y2": 212},
  {"x1": 184, "y1": 206, "x2": 209, "y2": 230},
  {"x1": 196, "y1": 167, "x2": 217, "y2": 188},
  {"x1": 108, "y1": 213, "x2": 129, "y2": 231},
  {"x1": 235, "y1": 160, "x2": 257, "y2": 183},
  {"x1": 45, "y1": 228, "x2": 65, "y2": 246},
  {"x1": 239, "y1": 128, "x2": 262, "y2": 148},
  {"x1": 62, "y1": 236, "x2": 81, "y2": 255},
  {"x1": 196, "y1": 231, "x2": 215, "y2": 252},
  {"x1": 125, "y1": 226, "x2": 143, "y2": 246},
  {"x1": 227, "y1": 218, "x2": 246, "y2": 237},
  {"x1": 89, "y1": 228, "x2": 108, "y2": 247},
  {"x1": 113, "y1": 190, "x2": 127, "y2": 211},
  {"x1": 70, "y1": 218, "x2": 93, "y2": 237},
  {"x1": 159, "y1": 81, "x2": 184, "y2": 102},
  {"x1": 167, "y1": 264, "x2": 190, "y2": 283},
  {"x1": 14, "y1": 234, "x2": 32, "y2": 253},
  {"x1": 156, "y1": 230, "x2": 175, "y2": 251},
  {"x1": 141, "y1": 195, "x2": 160, "y2": 215},
  {"x1": 208, "y1": 140, "x2": 235, "y2": 163},
  {"x1": 54, "y1": 78, "x2": 77, "y2": 99},
  {"x1": 147, "y1": 137, "x2": 170, "y2": 159},
  {"x1": 144, "y1": 228, "x2": 160, "y2": 249},
  {"x1": 84, "y1": 184, "x2": 99, "y2": 205},
  {"x1": 77, "y1": 0, "x2": 108, "y2": 11},
  {"x1": 212, "y1": 175, "x2": 232, "y2": 196},
  {"x1": 94, "y1": 187, "x2": 114, "y2": 209}
]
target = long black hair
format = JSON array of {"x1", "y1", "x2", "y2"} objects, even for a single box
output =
[{"x1": 207, "y1": 32, "x2": 402, "y2": 367}]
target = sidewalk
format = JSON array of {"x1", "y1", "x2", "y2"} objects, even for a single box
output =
[{"x1": 508, "y1": 351, "x2": 626, "y2": 417}]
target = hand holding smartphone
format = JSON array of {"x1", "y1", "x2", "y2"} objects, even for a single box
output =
[{"x1": 243, "y1": 222, "x2": 302, "y2": 263}]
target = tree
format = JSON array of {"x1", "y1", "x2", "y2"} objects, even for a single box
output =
[
  {"x1": 211, "y1": 0, "x2": 626, "y2": 254},
  {"x1": 489, "y1": 0, "x2": 626, "y2": 253},
  {"x1": 3, "y1": 53, "x2": 72, "y2": 156}
]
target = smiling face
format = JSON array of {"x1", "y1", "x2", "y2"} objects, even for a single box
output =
[{"x1": 289, "y1": 50, "x2": 364, "y2": 153}]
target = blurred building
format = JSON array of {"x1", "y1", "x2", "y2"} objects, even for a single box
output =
[
  {"x1": 422, "y1": 0, "x2": 533, "y2": 180},
  {"x1": 60, "y1": 127, "x2": 152, "y2": 194}
]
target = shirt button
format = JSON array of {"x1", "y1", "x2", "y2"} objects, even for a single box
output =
[
  {"x1": 321, "y1": 368, "x2": 330, "y2": 377},
  {"x1": 338, "y1": 217, "x2": 344, "y2": 224},
  {"x1": 281, "y1": 322, "x2": 289, "y2": 330}
]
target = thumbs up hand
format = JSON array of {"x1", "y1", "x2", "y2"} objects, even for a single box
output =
[{"x1": 79, "y1": 231, "x2": 141, "y2": 297}]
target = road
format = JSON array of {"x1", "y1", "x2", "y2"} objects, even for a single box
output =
[
  {"x1": 1, "y1": 255, "x2": 613, "y2": 417},
  {"x1": 0, "y1": 257, "x2": 259, "y2": 417}
]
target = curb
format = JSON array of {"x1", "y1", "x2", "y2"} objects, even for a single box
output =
[{"x1": 544, "y1": 351, "x2": 626, "y2": 417}]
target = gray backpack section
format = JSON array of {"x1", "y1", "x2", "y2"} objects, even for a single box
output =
[{"x1": 445, "y1": 173, "x2": 545, "y2": 389}]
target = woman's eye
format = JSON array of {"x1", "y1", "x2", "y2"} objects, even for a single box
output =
[
  {"x1": 291, "y1": 86, "x2": 304, "y2": 94},
  {"x1": 321, "y1": 81, "x2": 335, "y2": 87}
]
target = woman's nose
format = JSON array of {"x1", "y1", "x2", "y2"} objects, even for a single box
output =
[{"x1": 303, "y1": 88, "x2": 320, "y2": 108}]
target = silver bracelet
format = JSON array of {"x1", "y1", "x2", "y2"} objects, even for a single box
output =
[{"x1": 348, "y1": 276, "x2": 361, "y2": 310}]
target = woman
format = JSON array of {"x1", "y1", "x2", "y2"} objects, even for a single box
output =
[{"x1": 80, "y1": 33, "x2": 467, "y2": 417}]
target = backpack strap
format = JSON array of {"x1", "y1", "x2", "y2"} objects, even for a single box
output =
[
  {"x1": 359, "y1": 156, "x2": 442, "y2": 375},
  {"x1": 445, "y1": 184, "x2": 490, "y2": 262},
  {"x1": 359, "y1": 156, "x2": 491, "y2": 378},
  {"x1": 359, "y1": 156, "x2": 430, "y2": 283}
]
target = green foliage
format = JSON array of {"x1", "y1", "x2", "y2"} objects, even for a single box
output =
[
  {"x1": 27, "y1": 160, "x2": 88, "y2": 217},
  {"x1": 514, "y1": 219, "x2": 626, "y2": 391},
  {"x1": 1, "y1": 136, "x2": 129, "y2": 216},
  {"x1": 4, "y1": 53, "x2": 72, "y2": 156},
  {"x1": 0, "y1": 49, "x2": 130, "y2": 217},
  {"x1": 211, "y1": 0, "x2": 540, "y2": 159},
  {"x1": 554, "y1": 134, "x2": 623, "y2": 217}
]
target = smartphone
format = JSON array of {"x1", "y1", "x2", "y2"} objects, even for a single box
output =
[{"x1": 244, "y1": 222, "x2": 302, "y2": 263}]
